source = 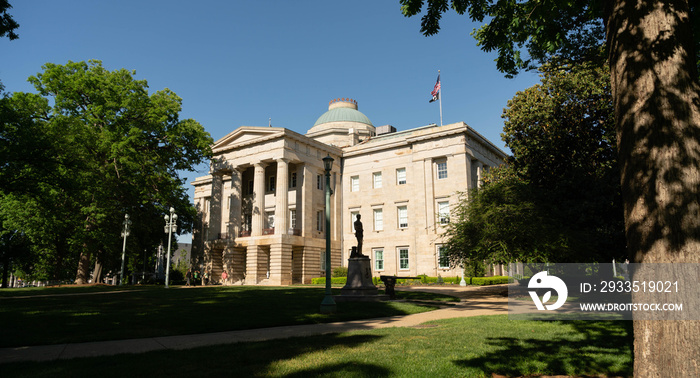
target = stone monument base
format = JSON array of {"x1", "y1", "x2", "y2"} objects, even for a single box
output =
[{"x1": 335, "y1": 256, "x2": 389, "y2": 302}]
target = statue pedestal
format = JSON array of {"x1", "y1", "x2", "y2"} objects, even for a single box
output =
[{"x1": 335, "y1": 256, "x2": 388, "y2": 302}]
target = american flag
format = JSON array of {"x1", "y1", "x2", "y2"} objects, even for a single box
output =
[{"x1": 430, "y1": 74, "x2": 440, "y2": 103}]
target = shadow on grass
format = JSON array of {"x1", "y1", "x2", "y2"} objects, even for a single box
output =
[
  {"x1": 0, "y1": 286, "x2": 439, "y2": 347},
  {"x1": 2, "y1": 333, "x2": 389, "y2": 378},
  {"x1": 283, "y1": 361, "x2": 390, "y2": 378},
  {"x1": 454, "y1": 320, "x2": 633, "y2": 377}
]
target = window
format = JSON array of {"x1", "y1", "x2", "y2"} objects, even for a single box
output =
[
  {"x1": 398, "y1": 247, "x2": 409, "y2": 270},
  {"x1": 398, "y1": 206, "x2": 408, "y2": 228},
  {"x1": 317, "y1": 174, "x2": 323, "y2": 190},
  {"x1": 290, "y1": 172, "x2": 297, "y2": 188},
  {"x1": 320, "y1": 250, "x2": 327, "y2": 271},
  {"x1": 351, "y1": 211, "x2": 359, "y2": 233},
  {"x1": 437, "y1": 159, "x2": 448, "y2": 179},
  {"x1": 266, "y1": 212, "x2": 275, "y2": 228},
  {"x1": 268, "y1": 176, "x2": 276, "y2": 192},
  {"x1": 374, "y1": 249, "x2": 384, "y2": 270},
  {"x1": 227, "y1": 195, "x2": 231, "y2": 210},
  {"x1": 396, "y1": 168, "x2": 406, "y2": 185},
  {"x1": 438, "y1": 201, "x2": 450, "y2": 224},
  {"x1": 438, "y1": 245, "x2": 450, "y2": 269},
  {"x1": 290, "y1": 209, "x2": 297, "y2": 229},
  {"x1": 373, "y1": 172, "x2": 382, "y2": 188},
  {"x1": 243, "y1": 214, "x2": 252, "y2": 232},
  {"x1": 373, "y1": 208, "x2": 383, "y2": 231},
  {"x1": 316, "y1": 210, "x2": 324, "y2": 231},
  {"x1": 351, "y1": 176, "x2": 359, "y2": 192}
]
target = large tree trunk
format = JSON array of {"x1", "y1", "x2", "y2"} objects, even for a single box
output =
[
  {"x1": 1, "y1": 252, "x2": 9, "y2": 288},
  {"x1": 607, "y1": 0, "x2": 700, "y2": 375},
  {"x1": 92, "y1": 257, "x2": 103, "y2": 284},
  {"x1": 75, "y1": 244, "x2": 91, "y2": 285}
]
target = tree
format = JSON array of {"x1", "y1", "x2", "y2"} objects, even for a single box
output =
[
  {"x1": 1, "y1": 60, "x2": 213, "y2": 284},
  {"x1": 443, "y1": 63, "x2": 624, "y2": 267},
  {"x1": 0, "y1": 0, "x2": 19, "y2": 40},
  {"x1": 501, "y1": 62, "x2": 625, "y2": 262},
  {"x1": 443, "y1": 168, "x2": 572, "y2": 266},
  {"x1": 401, "y1": 1, "x2": 700, "y2": 375}
]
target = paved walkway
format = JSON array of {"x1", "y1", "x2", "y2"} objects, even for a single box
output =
[{"x1": 0, "y1": 285, "x2": 509, "y2": 364}]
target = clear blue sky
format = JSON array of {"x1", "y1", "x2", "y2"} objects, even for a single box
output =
[{"x1": 1, "y1": 1, "x2": 541, "y2": 242}]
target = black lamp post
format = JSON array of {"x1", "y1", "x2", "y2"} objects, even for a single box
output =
[
  {"x1": 120, "y1": 214, "x2": 131, "y2": 285},
  {"x1": 320, "y1": 154, "x2": 337, "y2": 313},
  {"x1": 164, "y1": 207, "x2": 177, "y2": 288}
]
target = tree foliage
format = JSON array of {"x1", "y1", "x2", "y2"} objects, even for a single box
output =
[
  {"x1": 0, "y1": 0, "x2": 19, "y2": 41},
  {"x1": 400, "y1": 0, "x2": 606, "y2": 77},
  {"x1": 400, "y1": 1, "x2": 700, "y2": 76},
  {"x1": 442, "y1": 63, "x2": 623, "y2": 266},
  {"x1": 0, "y1": 60, "x2": 212, "y2": 283}
]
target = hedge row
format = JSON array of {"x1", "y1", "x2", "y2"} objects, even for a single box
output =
[{"x1": 310, "y1": 275, "x2": 512, "y2": 286}]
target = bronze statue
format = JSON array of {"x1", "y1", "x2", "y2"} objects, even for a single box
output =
[{"x1": 353, "y1": 214, "x2": 364, "y2": 257}]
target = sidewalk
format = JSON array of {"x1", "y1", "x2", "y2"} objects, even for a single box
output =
[{"x1": 0, "y1": 285, "x2": 508, "y2": 364}]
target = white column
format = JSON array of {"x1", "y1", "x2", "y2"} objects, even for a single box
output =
[
  {"x1": 210, "y1": 173, "x2": 224, "y2": 240},
  {"x1": 252, "y1": 163, "x2": 266, "y2": 236},
  {"x1": 275, "y1": 159, "x2": 289, "y2": 235},
  {"x1": 301, "y1": 164, "x2": 314, "y2": 237},
  {"x1": 476, "y1": 161, "x2": 484, "y2": 188},
  {"x1": 229, "y1": 168, "x2": 242, "y2": 238}
]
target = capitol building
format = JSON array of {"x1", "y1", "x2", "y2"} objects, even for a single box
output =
[{"x1": 191, "y1": 98, "x2": 506, "y2": 285}]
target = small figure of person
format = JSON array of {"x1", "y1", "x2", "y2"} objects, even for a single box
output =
[
  {"x1": 185, "y1": 269, "x2": 192, "y2": 286},
  {"x1": 193, "y1": 270, "x2": 200, "y2": 286},
  {"x1": 354, "y1": 214, "x2": 364, "y2": 257},
  {"x1": 221, "y1": 270, "x2": 228, "y2": 285},
  {"x1": 203, "y1": 270, "x2": 209, "y2": 286}
]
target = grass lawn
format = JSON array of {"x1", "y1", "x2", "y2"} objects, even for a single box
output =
[
  {"x1": 1, "y1": 315, "x2": 633, "y2": 377},
  {"x1": 0, "y1": 285, "x2": 456, "y2": 347}
]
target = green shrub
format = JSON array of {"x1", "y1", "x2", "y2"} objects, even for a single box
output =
[
  {"x1": 332, "y1": 266, "x2": 348, "y2": 277},
  {"x1": 470, "y1": 276, "x2": 511, "y2": 285},
  {"x1": 442, "y1": 276, "x2": 461, "y2": 284},
  {"x1": 311, "y1": 277, "x2": 347, "y2": 285}
]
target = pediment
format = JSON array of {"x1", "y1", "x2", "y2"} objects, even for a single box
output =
[{"x1": 212, "y1": 126, "x2": 285, "y2": 152}]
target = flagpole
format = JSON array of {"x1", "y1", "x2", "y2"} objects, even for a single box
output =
[{"x1": 438, "y1": 69, "x2": 443, "y2": 127}]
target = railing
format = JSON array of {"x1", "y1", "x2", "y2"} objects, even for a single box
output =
[{"x1": 234, "y1": 228, "x2": 300, "y2": 237}]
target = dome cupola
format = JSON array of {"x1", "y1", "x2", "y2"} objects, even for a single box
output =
[{"x1": 307, "y1": 98, "x2": 375, "y2": 147}]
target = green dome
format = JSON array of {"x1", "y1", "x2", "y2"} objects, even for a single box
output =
[{"x1": 313, "y1": 106, "x2": 373, "y2": 127}]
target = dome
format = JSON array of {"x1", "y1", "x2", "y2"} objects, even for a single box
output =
[{"x1": 312, "y1": 98, "x2": 373, "y2": 127}]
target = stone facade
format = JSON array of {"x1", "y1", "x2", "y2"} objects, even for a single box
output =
[{"x1": 191, "y1": 99, "x2": 506, "y2": 284}]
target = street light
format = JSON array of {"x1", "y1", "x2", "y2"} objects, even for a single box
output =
[
  {"x1": 320, "y1": 154, "x2": 337, "y2": 313},
  {"x1": 120, "y1": 214, "x2": 132, "y2": 285},
  {"x1": 164, "y1": 207, "x2": 177, "y2": 288}
]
